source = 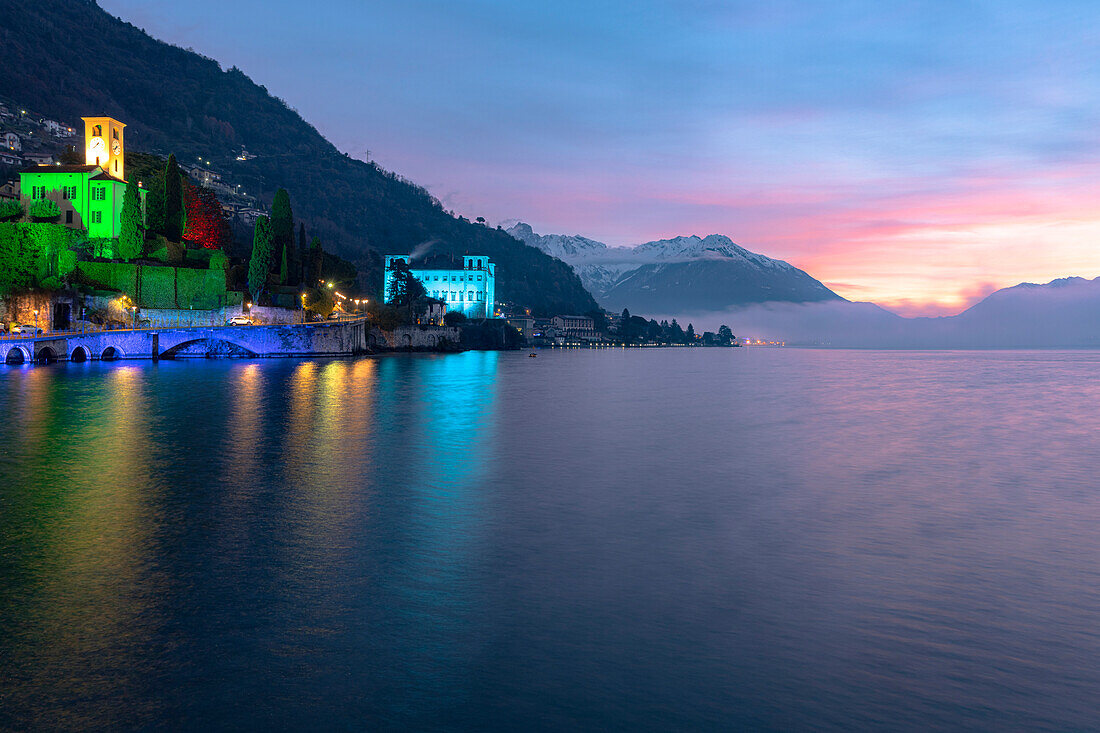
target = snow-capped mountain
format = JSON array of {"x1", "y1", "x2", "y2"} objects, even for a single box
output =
[{"x1": 506, "y1": 222, "x2": 842, "y2": 312}]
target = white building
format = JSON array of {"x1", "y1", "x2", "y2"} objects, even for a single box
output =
[
  {"x1": 40, "y1": 119, "x2": 73, "y2": 136},
  {"x1": 23, "y1": 152, "x2": 54, "y2": 165},
  {"x1": 3, "y1": 132, "x2": 21, "y2": 152},
  {"x1": 384, "y1": 254, "x2": 496, "y2": 319}
]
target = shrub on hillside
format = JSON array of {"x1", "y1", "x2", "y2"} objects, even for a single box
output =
[
  {"x1": 28, "y1": 199, "x2": 61, "y2": 222},
  {"x1": 208, "y1": 250, "x2": 228, "y2": 271},
  {"x1": 0, "y1": 199, "x2": 23, "y2": 222}
]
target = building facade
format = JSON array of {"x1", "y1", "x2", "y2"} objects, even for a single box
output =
[
  {"x1": 552, "y1": 315, "x2": 597, "y2": 340},
  {"x1": 384, "y1": 254, "x2": 496, "y2": 319},
  {"x1": 17, "y1": 116, "x2": 144, "y2": 239}
]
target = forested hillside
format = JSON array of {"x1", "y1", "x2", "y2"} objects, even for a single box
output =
[{"x1": 0, "y1": 0, "x2": 597, "y2": 315}]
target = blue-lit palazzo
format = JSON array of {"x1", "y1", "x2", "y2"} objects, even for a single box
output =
[{"x1": 384, "y1": 255, "x2": 496, "y2": 319}]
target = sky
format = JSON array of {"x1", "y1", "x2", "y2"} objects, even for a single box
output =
[{"x1": 100, "y1": 0, "x2": 1100, "y2": 315}]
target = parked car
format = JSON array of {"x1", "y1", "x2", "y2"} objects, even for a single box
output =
[
  {"x1": 327, "y1": 311, "x2": 345, "y2": 320},
  {"x1": 11, "y1": 324, "x2": 43, "y2": 335},
  {"x1": 227, "y1": 315, "x2": 253, "y2": 326}
]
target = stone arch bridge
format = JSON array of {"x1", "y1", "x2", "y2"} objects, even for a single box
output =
[{"x1": 2, "y1": 318, "x2": 370, "y2": 364}]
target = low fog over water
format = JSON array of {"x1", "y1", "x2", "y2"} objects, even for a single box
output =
[{"x1": 658, "y1": 276, "x2": 1100, "y2": 348}]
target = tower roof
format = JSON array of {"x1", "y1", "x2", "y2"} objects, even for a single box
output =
[{"x1": 81, "y1": 116, "x2": 126, "y2": 127}]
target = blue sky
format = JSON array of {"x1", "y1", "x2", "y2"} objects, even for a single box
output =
[{"x1": 101, "y1": 0, "x2": 1100, "y2": 313}]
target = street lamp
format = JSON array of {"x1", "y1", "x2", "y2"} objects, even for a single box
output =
[{"x1": 33, "y1": 309, "x2": 39, "y2": 335}]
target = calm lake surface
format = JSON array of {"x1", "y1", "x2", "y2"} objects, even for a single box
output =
[{"x1": 3, "y1": 348, "x2": 1100, "y2": 730}]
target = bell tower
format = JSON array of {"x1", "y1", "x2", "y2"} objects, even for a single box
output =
[{"x1": 82, "y1": 116, "x2": 126, "y2": 180}]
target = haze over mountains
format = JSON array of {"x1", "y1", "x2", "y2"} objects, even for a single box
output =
[
  {"x1": 672, "y1": 276, "x2": 1100, "y2": 348},
  {"x1": 506, "y1": 223, "x2": 842, "y2": 313}
]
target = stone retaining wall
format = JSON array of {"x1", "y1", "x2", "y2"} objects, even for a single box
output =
[{"x1": 370, "y1": 325, "x2": 462, "y2": 351}]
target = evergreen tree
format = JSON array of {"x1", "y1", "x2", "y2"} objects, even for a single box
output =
[
  {"x1": 669, "y1": 319, "x2": 685, "y2": 343},
  {"x1": 621, "y1": 308, "x2": 631, "y2": 342},
  {"x1": 145, "y1": 171, "x2": 166, "y2": 235},
  {"x1": 686, "y1": 323, "x2": 696, "y2": 344},
  {"x1": 117, "y1": 177, "x2": 143, "y2": 261},
  {"x1": 247, "y1": 216, "x2": 275, "y2": 304},
  {"x1": 270, "y1": 188, "x2": 294, "y2": 283},
  {"x1": 163, "y1": 153, "x2": 184, "y2": 241},
  {"x1": 297, "y1": 222, "x2": 307, "y2": 285},
  {"x1": 308, "y1": 236, "x2": 323, "y2": 285},
  {"x1": 387, "y1": 260, "x2": 426, "y2": 308}
]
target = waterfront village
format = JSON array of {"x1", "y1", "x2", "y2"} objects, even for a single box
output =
[{"x1": 0, "y1": 106, "x2": 739, "y2": 362}]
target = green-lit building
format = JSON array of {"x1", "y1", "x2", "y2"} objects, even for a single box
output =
[{"x1": 18, "y1": 116, "x2": 144, "y2": 240}]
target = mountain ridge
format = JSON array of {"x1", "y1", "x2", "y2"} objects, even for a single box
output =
[{"x1": 506, "y1": 222, "x2": 843, "y2": 313}]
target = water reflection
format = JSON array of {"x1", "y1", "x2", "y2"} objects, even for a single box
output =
[
  {"x1": 224, "y1": 362, "x2": 266, "y2": 489},
  {"x1": 0, "y1": 364, "x2": 165, "y2": 729},
  {"x1": 383, "y1": 352, "x2": 501, "y2": 721},
  {"x1": 7, "y1": 351, "x2": 1100, "y2": 728}
]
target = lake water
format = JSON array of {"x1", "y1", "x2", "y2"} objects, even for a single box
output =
[{"x1": 3, "y1": 348, "x2": 1100, "y2": 730}]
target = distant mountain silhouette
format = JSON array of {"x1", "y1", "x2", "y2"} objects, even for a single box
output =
[
  {"x1": 507, "y1": 222, "x2": 842, "y2": 312},
  {"x1": 0, "y1": 0, "x2": 596, "y2": 316},
  {"x1": 697, "y1": 276, "x2": 1100, "y2": 348}
]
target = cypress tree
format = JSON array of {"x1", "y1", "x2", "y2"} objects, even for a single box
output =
[
  {"x1": 297, "y1": 222, "x2": 307, "y2": 284},
  {"x1": 163, "y1": 153, "x2": 184, "y2": 241},
  {"x1": 308, "y1": 236, "x2": 323, "y2": 285},
  {"x1": 117, "y1": 177, "x2": 143, "y2": 261},
  {"x1": 248, "y1": 216, "x2": 275, "y2": 304},
  {"x1": 270, "y1": 188, "x2": 294, "y2": 283},
  {"x1": 146, "y1": 171, "x2": 165, "y2": 235}
]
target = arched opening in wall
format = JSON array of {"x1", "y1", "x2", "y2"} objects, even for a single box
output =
[
  {"x1": 160, "y1": 338, "x2": 256, "y2": 359},
  {"x1": 5, "y1": 346, "x2": 26, "y2": 365},
  {"x1": 35, "y1": 346, "x2": 58, "y2": 364},
  {"x1": 101, "y1": 346, "x2": 123, "y2": 361},
  {"x1": 71, "y1": 346, "x2": 89, "y2": 362}
]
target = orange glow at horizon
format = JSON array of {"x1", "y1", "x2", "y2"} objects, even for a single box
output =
[{"x1": 653, "y1": 163, "x2": 1100, "y2": 317}]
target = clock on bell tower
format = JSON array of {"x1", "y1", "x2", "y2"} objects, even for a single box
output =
[{"x1": 81, "y1": 116, "x2": 126, "y2": 181}]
